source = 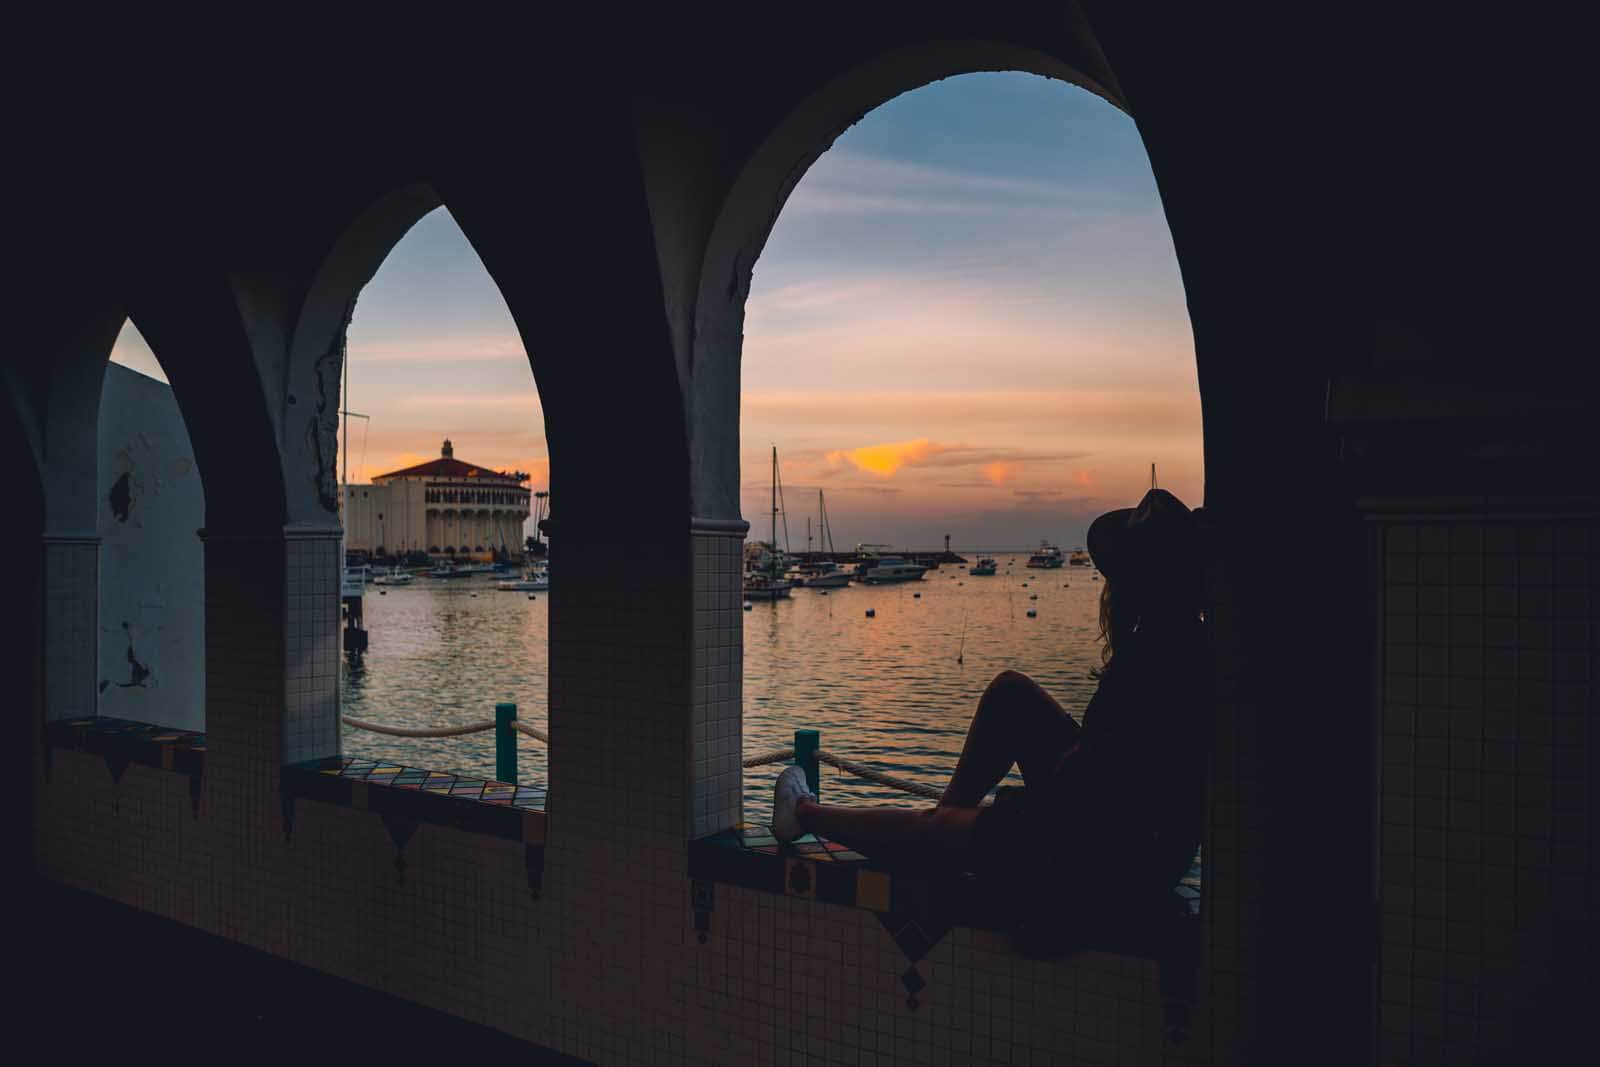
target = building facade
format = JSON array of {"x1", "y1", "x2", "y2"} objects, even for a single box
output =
[{"x1": 342, "y1": 439, "x2": 531, "y2": 557}]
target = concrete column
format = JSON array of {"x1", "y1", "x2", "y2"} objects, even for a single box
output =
[
  {"x1": 283, "y1": 525, "x2": 342, "y2": 763},
  {"x1": 688, "y1": 517, "x2": 747, "y2": 837},
  {"x1": 42, "y1": 532, "x2": 99, "y2": 722}
]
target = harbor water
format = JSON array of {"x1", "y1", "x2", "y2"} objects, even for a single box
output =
[{"x1": 340, "y1": 554, "x2": 1106, "y2": 823}]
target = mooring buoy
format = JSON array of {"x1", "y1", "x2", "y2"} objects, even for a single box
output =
[
  {"x1": 1027, "y1": 609, "x2": 1038, "y2": 618},
  {"x1": 743, "y1": 602, "x2": 753, "y2": 611},
  {"x1": 865, "y1": 609, "x2": 876, "y2": 617}
]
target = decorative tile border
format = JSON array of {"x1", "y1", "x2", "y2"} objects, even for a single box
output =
[
  {"x1": 283, "y1": 755, "x2": 546, "y2": 840},
  {"x1": 46, "y1": 717, "x2": 207, "y2": 812}
]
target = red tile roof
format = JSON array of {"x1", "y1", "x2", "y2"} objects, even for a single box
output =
[{"x1": 372, "y1": 457, "x2": 524, "y2": 482}]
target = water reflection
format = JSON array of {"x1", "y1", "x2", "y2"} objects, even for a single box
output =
[{"x1": 341, "y1": 554, "x2": 1105, "y2": 822}]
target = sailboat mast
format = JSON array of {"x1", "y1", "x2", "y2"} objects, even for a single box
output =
[
  {"x1": 342, "y1": 343, "x2": 349, "y2": 496},
  {"x1": 770, "y1": 445, "x2": 777, "y2": 555}
]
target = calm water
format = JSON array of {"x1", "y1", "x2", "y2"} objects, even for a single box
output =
[{"x1": 341, "y1": 554, "x2": 1105, "y2": 821}]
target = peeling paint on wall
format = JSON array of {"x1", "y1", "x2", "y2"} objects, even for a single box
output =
[
  {"x1": 308, "y1": 298, "x2": 358, "y2": 515},
  {"x1": 108, "y1": 472, "x2": 133, "y2": 521},
  {"x1": 98, "y1": 363, "x2": 205, "y2": 730},
  {"x1": 98, "y1": 621, "x2": 152, "y2": 692}
]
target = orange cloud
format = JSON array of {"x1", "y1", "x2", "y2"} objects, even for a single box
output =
[
  {"x1": 983, "y1": 461, "x2": 1021, "y2": 486},
  {"x1": 826, "y1": 438, "x2": 938, "y2": 477}
]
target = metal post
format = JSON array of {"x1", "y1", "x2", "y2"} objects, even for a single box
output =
[
  {"x1": 794, "y1": 728, "x2": 819, "y2": 798},
  {"x1": 496, "y1": 702, "x2": 518, "y2": 784}
]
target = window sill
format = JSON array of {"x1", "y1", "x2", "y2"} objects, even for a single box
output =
[
  {"x1": 688, "y1": 821, "x2": 1201, "y2": 958},
  {"x1": 46, "y1": 717, "x2": 207, "y2": 812},
  {"x1": 282, "y1": 756, "x2": 547, "y2": 845}
]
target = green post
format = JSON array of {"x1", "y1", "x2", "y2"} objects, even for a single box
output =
[
  {"x1": 794, "y1": 728, "x2": 820, "y2": 798},
  {"x1": 496, "y1": 702, "x2": 518, "y2": 784}
]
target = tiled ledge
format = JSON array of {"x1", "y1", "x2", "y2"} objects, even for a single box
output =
[
  {"x1": 46, "y1": 717, "x2": 207, "y2": 812},
  {"x1": 689, "y1": 821, "x2": 1203, "y2": 1017},
  {"x1": 283, "y1": 756, "x2": 549, "y2": 894},
  {"x1": 283, "y1": 756, "x2": 546, "y2": 844}
]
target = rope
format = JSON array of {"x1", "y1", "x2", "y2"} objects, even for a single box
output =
[
  {"x1": 513, "y1": 721, "x2": 550, "y2": 744},
  {"x1": 339, "y1": 714, "x2": 551, "y2": 744},
  {"x1": 817, "y1": 750, "x2": 946, "y2": 801},
  {"x1": 341, "y1": 715, "x2": 495, "y2": 738},
  {"x1": 742, "y1": 747, "x2": 795, "y2": 768}
]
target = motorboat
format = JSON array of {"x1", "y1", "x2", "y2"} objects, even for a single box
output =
[
  {"x1": 498, "y1": 566, "x2": 549, "y2": 592},
  {"x1": 1026, "y1": 543, "x2": 1065, "y2": 568},
  {"x1": 428, "y1": 563, "x2": 473, "y2": 579},
  {"x1": 858, "y1": 556, "x2": 927, "y2": 584},
  {"x1": 372, "y1": 568, "x2": 414, "y2": 586},
  {"x1": 969, "y1": 557, "x2": 998, "y2": 576},
  {"x1": 787, "y1": 561, "x2": 851, "y2": 588},
  {"x1": 742, "y1": 572, "x2": 793, "y2": 600},
  {"x1": 1068, "y1": 548, "x2": 1092, "y2": 567}
]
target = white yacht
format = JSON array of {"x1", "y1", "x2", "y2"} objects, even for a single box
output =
[
  {"x1": 498, "y1": 565, "x2": 550, "y2": 592},
  {"x1": 787, "y1": 561, "x2": 851, "y2": 588},
  {"x1": 1026, "y1": 543, "x2": 1065, "y2": 568},
  {"x1": 858, "y1": 556, "x2": 927, "y2": 584},
  {"x1": 372, "y1": 568, "x2": 414, "y2": 586}
]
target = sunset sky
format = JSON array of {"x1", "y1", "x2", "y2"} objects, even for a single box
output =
[{"x1": 111, "y1": 72, "x2": 1201, "y2": 550}]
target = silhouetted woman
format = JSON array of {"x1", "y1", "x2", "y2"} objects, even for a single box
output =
[{"x1": 770, "y1": 489, "x2": 1211, "y2": 951}]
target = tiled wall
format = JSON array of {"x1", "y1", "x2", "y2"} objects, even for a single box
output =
[
  {"x1": 1375, "y1": 516, "x2": 1595, "y2": 1064},
  {"x1": 43, "y1": 536, "x2": 99, "y2": 722},
  {"x1": 284, "y1": 528, "x2": 342, "y2": 765},
  {"x1": 690, "y1": 520, "x2": 746, "y2": 838},
  {"x1": 38, "y1": 519, "x2": 1219, "y2": 1065}
]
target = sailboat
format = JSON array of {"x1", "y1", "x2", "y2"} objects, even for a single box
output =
[
  {"x1": 743, "y1": 446, "x2": 793, "y2": 601},
  {"x1": 787, "y1": 489, "x2": 850, "y2": 588}
]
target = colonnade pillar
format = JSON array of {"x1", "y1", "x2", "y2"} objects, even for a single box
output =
[
  {"x1": 41, "y1": 531, "x2": 99, "y2": 722},
  {"x1": 687, "y1": 517, "x2": 747, "y2": 837}
]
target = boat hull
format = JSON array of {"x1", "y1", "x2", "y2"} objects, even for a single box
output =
[
  {"x1": 797, "y1": 573, "x2": 851, "y2": 588},
  {"x1": 743, "y1": 586, "x2": 792, "y2": 600}
]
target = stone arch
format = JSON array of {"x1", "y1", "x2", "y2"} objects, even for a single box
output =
[
  {"x1": 282, "y1": 182, "x2": 445, "y2": 527},
  {"x1": 686, "y1": 40, "x2": 1131, "y2": 519}
]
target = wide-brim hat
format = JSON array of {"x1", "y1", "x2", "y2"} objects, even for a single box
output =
[{"x1": 1086, "y1": 488, "x2": 1200, "y2": 597}]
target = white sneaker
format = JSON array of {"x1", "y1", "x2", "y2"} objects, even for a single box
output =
[{"x1": 771, "y1": 765, "x2": 816, "y2": 844}]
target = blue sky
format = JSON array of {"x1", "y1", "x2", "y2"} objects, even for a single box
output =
[{"x1": 113, "y1": 72, "x2": 1201, "y2": 549}]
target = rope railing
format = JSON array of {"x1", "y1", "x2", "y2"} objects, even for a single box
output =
[
  {"x1": 512, "y1": 720, "x2": 550, "y2": 744},
  {"x1": 748, "y1": 730, "x2": 953, "y2": 803},
  {"x1": 343, "y1": 714, "x2": 947, "y2": 805},
  {"x1": 341, "y1": 715, "x2": 496, "y2": 738},
  {"x1": 341, "y1": 701, "x2": 544, "y2": 784},
  {"x1": 816, "y1": 750, "x2": 946, "y2": 801}
]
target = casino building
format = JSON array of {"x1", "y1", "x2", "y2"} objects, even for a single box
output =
[{"x1": 342, "y1": 439, "x2": 532, "y2": 558}]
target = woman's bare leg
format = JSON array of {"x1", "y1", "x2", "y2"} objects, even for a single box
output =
[
  {"x1": 794, "y1": 798, "x2": 980, "y2": 863},
  {"x1": 786, "y1": 671, "x2": 1074, "y2": 862},
  {"x1": 939, "y1": 670, "x2": 1079, "y2": 807}
]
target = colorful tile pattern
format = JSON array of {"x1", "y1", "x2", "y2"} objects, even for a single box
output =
[
  {"x1": 284, "y1": 755, "x2": 547, "y2": 845},
  {"x1": 47, "y1": 716, "x2": 207, "y2": 779}
]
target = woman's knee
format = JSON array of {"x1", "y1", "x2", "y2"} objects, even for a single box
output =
[{"x1": 982, "y1": 670, "x2": 1038, "y2": 706}]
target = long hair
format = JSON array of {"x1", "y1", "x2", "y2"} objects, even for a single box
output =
[
  {"x1": 1090, "y1": 578, "x2": 1132, "y2": 678},
  {"x1": 1090, "y1": 571, "x2": 1206, "y2": 679}
]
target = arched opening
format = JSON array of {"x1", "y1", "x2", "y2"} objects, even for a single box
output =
[
  {"x1": 331, "y1": 205, "x2": 552, "y2": 785},
  {"x1": 727, "y1": 73, "x2": 1203, "y2": 842},
  {"x1": 96, "y1": 320, "x2": 206, "y2": 731}
]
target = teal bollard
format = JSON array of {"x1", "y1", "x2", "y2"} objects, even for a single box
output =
[
  {"x1": 794, "y1": 728, "x2": 820, "y2": 798},
  {"x1": 496, "y1": 702, "x2": 518, "y2": 784}
]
